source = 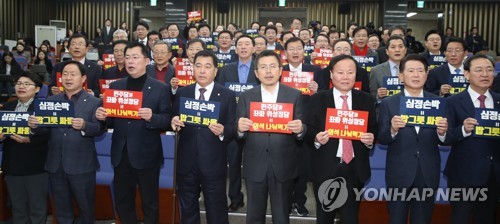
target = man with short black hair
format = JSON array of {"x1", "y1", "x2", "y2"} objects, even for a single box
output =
[
  {"x1": 135, "y1": 21, "x2": 150, "y2": 45},
  {"x1": 265, "y1": 25, "x2": 284, "y2": 50},
  {"x1": 102, "y1": 19, "x2": 116, "y2": 45},
  {"x1": 95, "y1": 42, "x2": 171, "y2": 223}
]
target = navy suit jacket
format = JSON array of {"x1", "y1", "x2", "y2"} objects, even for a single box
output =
[
  {"x1": 102, "y1": 65, "x2": 128, "y2": 79},
  {"x1": 173, "y1": 83, "x2": 237, "y2": 176},
  {"x1": 237, "y1": 84, "x2": 306, "y2": 182},
  {"x1": 42, "y1": 91, "x2": 105, "y2": 174},
  {"x1": 106, "y1": 76, "x2": 171, "y2": 169},
  {"x1": 378, "y1": 92, "x2": 451, "y2": 189},
  {"x1": 445, "y1": 90, "x2": 500, "y2": 186},
  {"x1": 215, "y1": 61, "x2": 260, "y2": 85},
  {"x1": 305, "y1": 89, "x2": 378, "y2": 183},
  {"x1": 425, "y1": 63, "x2": 453, "y2": 96},
  {"x1": 50, "y1": 59, "x2": 103, "y2": 97}
]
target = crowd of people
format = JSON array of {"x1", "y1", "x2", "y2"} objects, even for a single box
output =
[{"x1": 0, "y1": 16, "x2": 499, "y2": 224}]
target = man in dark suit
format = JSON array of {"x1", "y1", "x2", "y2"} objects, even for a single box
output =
[
  {"x1": 425, "y1": 37, "x2": 468, "y2": 97},
  {"x1": 102, "y1": 19, "x2": 116, "y2": 45},
  {"x1": 445, "y1": 54, "x2": 500, "y2": 224},
  {"x1": 171, "y1": 50, "x2": 236, "y2": 224},
  {"x1": 405, "y1": 28, "x2": 417, "y2": 52},
  {"x1": 265, "y1": 25, "x2": 284, "y2": 51},
  {"x1": 215, "y1": 35, "x2": 259, "y2": 212},
  {"x1": 419, "y1": 30, "x2": 445, "y2": 68},
  {"x1": 95, "y1": 43, "x2": 171, "y2": 223},
  {"x1": 102, "y1": 40, "x2": 129, "y2": 79},
  {"x1": 318, "y1": 39, "x2": 370, "y2": 93},
  {"x1": 237, "y1": 50, "x2": 306, "y2": 224},
  {"x1": 29, "y1": 60, "x2": 105, "y2": 224},
  {"x1": 135, "y1": 21, "x2": 149, "y2": 45},
  {"x1": 305, "y1": 55, "x2": 377, "y2": 224},
  {"x1": 282, "y1": 36, "x2": 323, "y2": 216},
  {"x1": 50, "y1": 34, "x2": 102, "y2": 97},
  {"x1": 378, "y1": 54, "x2": 450, "y2": 223}
]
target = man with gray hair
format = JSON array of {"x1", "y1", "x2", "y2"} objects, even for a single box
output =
[{"x1": 146, "y1": 40, "x2": 175, "y2": 84}]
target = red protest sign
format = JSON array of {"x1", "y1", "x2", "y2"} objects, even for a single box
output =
[
  {"x1": 313, "y1": 48, "x2": 333, "y2": 69},
  {"x1": 99, "y1": 79, "x2": 120, "y2": 93},
  {"x1": 249, "y1": 102, "x2": 294, "y2": 134},
  {"x1": 175, "y1": 57, "x2": 191, "y2": 66},
  {"x1": 103, "y1": 89, "x2": 143, "y2": 119},
  {"x1": 102, "y1": 54, "x2": 116, "y2": 70},
  {"x1": 175, "y1": 65, "x2": 195, "y2": 87},
  {"x1": 325, "y1": 108, "x2": 369, "y2": 140},
  {"x1": 354, "y1": 81, "x2": 362, "y2": 91},
  {"x1": 188, "y1": 11, "x2": 202, "y2": 21},
  {"x1": 281, "y1": 71, "x2": 314, "y2": 95}
]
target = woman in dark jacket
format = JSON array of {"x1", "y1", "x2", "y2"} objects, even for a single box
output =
[
  {"x1": 1, "y1": 72, "x2": 50, "y2": 224},
  {"x1": 0, "y1": 52, "x2": 23, "y2": 97}
]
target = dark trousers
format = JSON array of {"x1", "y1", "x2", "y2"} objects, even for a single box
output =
[
  {"x1": 5, "y1": 173, "x2": 48, "y2": 224},
  {"x1": 246, "y1": 165, "x2": 294, "y2": 224},
  {"x1": 177, "y1": 162, "x2": 229, "y2": 224},
  {"x1": 313, "y1": 158, "x2": 362, "y2": 224},
  {"x1": 291, "y1": 144, "x2": 310, "y2": 207},
  {"x1": 113, "y1": 149, "x2": 160, "y2": 224},
  {"x1": 387, "y1": 163, "x2": 435, "y2": 224},
  {"x1": 50, "y1": 166, "x2": 96, "y2": 224},
  {"x1": 227, "y1": 140, "x2": 244, "y2": 204},
  {"x1": 449, "y1": 166, "x2": 499, "y2": 224}
]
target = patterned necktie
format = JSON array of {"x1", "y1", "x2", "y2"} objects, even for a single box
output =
[
  {"x1": 393, "y1": 65, "x2": 399, "y2": 76},
  {"x1": 199, "y1": 88, "x2": 206, "y2": 101},
  {"x1": 455, "y1": 68, "x2": 461, "y2": 75},
  {"x1": 340, "y1": 95, "x2": 353, "y2": 164},
  {"x1": 478, "y1": 95, "x2": 486, "y2": 108}
]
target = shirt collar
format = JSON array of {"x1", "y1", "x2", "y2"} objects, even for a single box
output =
[
  {"x1": 238, "y1": 60, "x2": 251, "y2": 68},
  {"x1": 17, "y1": 97, "x2": 34, "y2": 107},
  {"x1": 72, "y1": 57, "x2": 86, "y2": 65},
  {"x1": 467, "y1": 86, "x2": 492, "y2": 101},
  {"x1": 447, "y1": 63, "x2": 464, "y2": 74},
  {"x1": 289, "y1": 63, "x2": 303, "y2": 72},
  {"x1": 261, "y1": 83, "x2": 280, "y2": 96},
  {"x1": 196, "y1": 81, "x2": 215, "y2": 93},
  {"x1": 404, "y1": 89, "x2": 424, "y2": 97},
  {"x1": 333, "y1": 87, "x2": 352, "y2": 99}
]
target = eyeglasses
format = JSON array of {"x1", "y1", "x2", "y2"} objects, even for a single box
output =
[
  {"x1": 153, "y1": 51, "x2": 170, "y2": 56},
  {"x1": 70, "y1": 43, "x2": 85, "y2": 47},
  {"x1": 257, "y1": 63, "x2": 280, "y2": 71},
  {"x1": 427, "y1": 38, "x2": 441, "y2": 42},
  {"x1": 287, "y1": 47, "x2": 304, "y2": 52},
  {"x1": 15, "y1": 82, "x2": 36, "y2": 87},
  {"x1": 445, "y1": 49, "x2": 464, "y2": 54}
]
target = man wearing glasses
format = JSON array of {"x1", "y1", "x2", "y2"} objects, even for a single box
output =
[
  {"x1": 50, "y1": 34, "x2": 102, "y2": 97},
  {"x1": 146, "y1": 40, "x2": 175, "y2": 84},
  {"x1": 237, "y1": 50, "x2": 306, "y2": 224},
  {"x1": 95, "y1": 42, "x2": 171, "y2": 223},
  {"x1": 425, "y1": 37, "x2": 469, "y2": 97}
]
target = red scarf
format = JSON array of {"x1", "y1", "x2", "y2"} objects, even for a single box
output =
[{"x1": 353, "y1": 45, "x2": 369, "y2": 56}]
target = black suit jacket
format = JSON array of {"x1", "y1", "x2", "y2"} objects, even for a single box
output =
[
  {"x1": 106, "y1": 76, "x2": 171, "y2": 169},
  {"x1": 0, "y1": 100, "x2": 49, "y2": 176},
  {"x1": 445, "y1": 90, "x2": 500, "y2": 186},
  {"x1": 50, "y1": 59, "x2": 103, "y2": 97},
  {"x1": 101, "y1": 26, "x2": 116, "y2": 45},
  {"x1": 237, "y1": 84, "x2": 306, "y2": 182},
  {"x1": 304, "y1": 89, "x2": 377, "y2": 183},
  {"x1": 102, "y1": 66, "x2": 128, "y2": 79},
  {"x1": 173, "y1": 83, "x2": 237, "y2": 176},
  {"x1": 215, "y1": 61, "x2": 260, "y2": 85},
  {"x1": 425, "y1": 63, "x2": 453, "y2": 96}
]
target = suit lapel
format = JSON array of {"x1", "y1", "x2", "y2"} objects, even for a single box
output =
[
  {"x1": 251, "y1": 85, "x2": 263, "y2": 102},
  {"x1": 209, "y1": 83, "x2": 222, "y2": 101},
  {"x1": 491, "y1": 92, "x2": 500, "y2": 109},
  {"x1": 459, "y1": 91, "x2": 475, "y2": 117},
  {"x1": 276, "y1": 84, "x2": 288, "y2": 103},
  {"x1": 383, "y1": 62, "x2": 392, "y2": 76},
  {"x1": 141, "y1": 76, "x2": 154, "y2": 100}
]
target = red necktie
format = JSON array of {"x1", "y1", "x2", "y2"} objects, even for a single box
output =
[
  {"x1": 478, "y1": 95, "x2": 486, "y2": 108},
  {"x1": 340, "y1": 95, "x2": 353, "y2": 164},
  {"x1": 199, "y1": 88, "x2": 206, "y2": 101}
]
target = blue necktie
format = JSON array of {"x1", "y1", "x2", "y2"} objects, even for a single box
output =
[
  {"x1": 239, "y1": 65, "x2": 248, "y2": 83},
  {"x1": 455, "y1": 68, "x2": 461, "y2": 75}
]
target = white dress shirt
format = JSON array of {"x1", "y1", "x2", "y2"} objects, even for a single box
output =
[
  {"x1": 261, "y1": 84, "x2": 279, "y2": 103},
  {"x1": 447, "y1": 63, "x2": 464, "y2": 74}
]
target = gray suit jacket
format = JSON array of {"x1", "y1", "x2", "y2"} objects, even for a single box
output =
[
  {"x1": 369, "y1": 61, "x2": 392, "y2": 98},
  {"x1": 42, "y1": 91, "x2": 105, "y2": 174},
  {"x1": 236, "y1": 84, "x2": 306, "y2": 182}
]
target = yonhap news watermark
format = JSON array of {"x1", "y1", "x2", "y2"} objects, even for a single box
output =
[{"x1": 318, "y1": 177, "x2": 489, "y2": 211}]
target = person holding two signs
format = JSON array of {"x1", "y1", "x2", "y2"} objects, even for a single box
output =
[
  {"x1": 171, "y1": 50, "x2": 237, "y2": 224},
  {"x1": 378, "y1": 54, "x2": 450, "y2": 224},
  {"x1": 237, "y1": 50, "x2": 305, "y2": 224},
  {"x1": 304, "y1": 55, "x2": 377, "y2": 224}
]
